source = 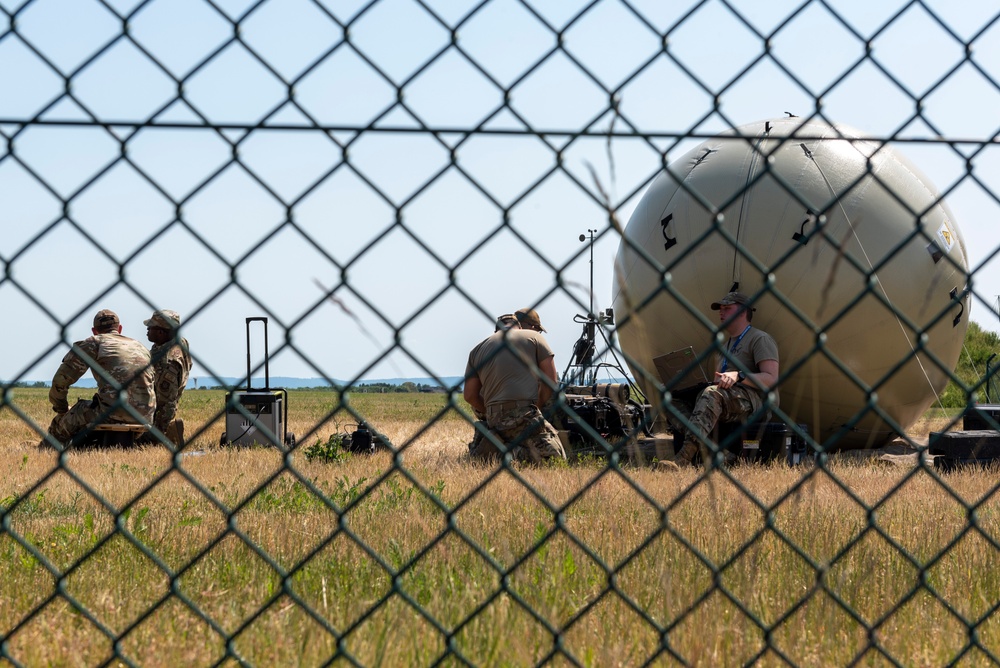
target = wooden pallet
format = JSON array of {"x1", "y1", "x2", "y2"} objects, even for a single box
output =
[{"x1": 72, "y1": 423, "x2": 149, "y2": 448}]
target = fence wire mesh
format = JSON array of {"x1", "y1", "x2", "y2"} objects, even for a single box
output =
[{"x1": 3, "y1": 0, "x2": 1000, "y2": 665}]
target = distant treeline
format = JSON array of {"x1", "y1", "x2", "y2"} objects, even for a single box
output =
[
  {"x1": 5, "y1": 381, "x2": 49, "y2": 389},
  {"x1": 2, "y1": 380, "x2": 449, "y2": 393},
  {"x1": 195, "y1": 382, "x2": 449, "y2": 393}
]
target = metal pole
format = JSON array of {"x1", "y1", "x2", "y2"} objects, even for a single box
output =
[
  {"x1": 587, "y1": 229, "x2": 596, "y2": 317},
  {"x1": 576, "y1": 230, "x2": 599, "y2": 386}
]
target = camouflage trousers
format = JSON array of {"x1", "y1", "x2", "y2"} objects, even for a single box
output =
[
  {"x1": 468, "y1": 405, "x2": 566, "y2": 464},
  {"x1": 669, "y1": 384, "x2": 763, "y2": 451},
  {"x1": 47, "y1": 397, "x2": 141, "y2": 445},
  {"x1": 153, "y1": 399, "x2": 180, "y2": 434}
]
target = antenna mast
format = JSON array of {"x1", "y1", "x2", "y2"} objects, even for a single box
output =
[
  {"x1": 561, "y1": 230, "x2": 600, "y2": 386},
  {"x1": 581, "y1": 229, "x2": 597, "y2": 317}
]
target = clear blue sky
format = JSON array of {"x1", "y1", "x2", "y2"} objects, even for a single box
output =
[{"x1": 1, "y1": 0, "x2": 998, "y2": 386}]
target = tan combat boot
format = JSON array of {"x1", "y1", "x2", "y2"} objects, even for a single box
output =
[
  {"x1": 657, "y1": 440, "x2": 699, "y2": 471},
  {"x1": 165, "y1": 419, "x2": 185, "y2": 447}
]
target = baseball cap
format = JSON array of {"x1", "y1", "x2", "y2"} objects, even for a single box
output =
[
  {"x1": 93, "y1": 309, "x2": 120, "y2": 330},
  {"x1": 515, "y1": 308, "x2": 546, "y2": 332},
  {"x1": 144, "y1": 309, "x2": 182, "y2": 330},
  {"x1": 710, "y1": 292, "x2": 756, "y2": 311}
]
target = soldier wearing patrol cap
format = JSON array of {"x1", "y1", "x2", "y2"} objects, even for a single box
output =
[
  {"x1": 660, "y1": 291, "x2": 780, "y2": 470},
  {"x1": 45, "y1": 309, "x2": 155, "y2": 446},
  {"x1": 145, "y1": 309, "x2": 193, "y2": 444},
  {"x1": 464, "y1": 307, "x2": 566, "y2": 464}
]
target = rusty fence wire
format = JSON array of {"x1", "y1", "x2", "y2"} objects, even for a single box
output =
[{"x1": 2, "y1": 0, "x2": 1000, "y2": 665}]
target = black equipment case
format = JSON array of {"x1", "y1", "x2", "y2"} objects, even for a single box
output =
[{"x1": 221, "y1": 317, "x2": 294, "y2": 448}]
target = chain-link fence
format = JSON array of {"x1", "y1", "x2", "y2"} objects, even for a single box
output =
[{"x1": 3, "y1": 0, "x2": 1000, "y2": 665}]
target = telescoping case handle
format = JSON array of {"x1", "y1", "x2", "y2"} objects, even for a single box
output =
[{"x1": 245, "y1": 317, "x2": 269, "y2": 390}]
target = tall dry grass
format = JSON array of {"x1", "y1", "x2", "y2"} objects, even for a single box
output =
[{"x1": 1, "y1": 388, "x2": 997, "y2": 666}]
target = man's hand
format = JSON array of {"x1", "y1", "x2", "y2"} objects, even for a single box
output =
[
  {"x1": 714, "y1": 360, "x2": 778, "y2": 392},
  {"x1": 714, "y1": 370, "x2": 740, "y2": 390}
]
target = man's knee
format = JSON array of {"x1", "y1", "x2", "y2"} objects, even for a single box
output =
[
  {"x1": 522, "y1": 421, "x2": 566, "y2": 461},
  {"x1": 695, "y1": 385, "x2": 726, "y2": 408},
  {"x1": 48, "y1": 400, "x2": 95, "y2": 442}
]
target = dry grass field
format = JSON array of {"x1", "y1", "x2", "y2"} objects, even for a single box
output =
[{"x1": 1, "y1": 388, "x2": 997, "y2": 666}]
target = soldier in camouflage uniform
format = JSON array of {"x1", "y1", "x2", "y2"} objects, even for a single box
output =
[
  {"x1": 464, "y1": 308, "x2": 566, "y2": 464},
  {"x1": 145, "y1": 309, "x2": 193, "y2": 442},
  {"x1": 660, "y1": 292, "x2": 780, "y2": 469},
  {"x1": 45, "y1": 309, "x2": 155, "y2": 446}
]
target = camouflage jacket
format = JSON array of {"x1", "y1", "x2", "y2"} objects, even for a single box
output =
[
  {"x1": 150, "y1": 338, "x2": 193, "y2": 431},
  {"x1": 49, "y1": 332, "x2": 155, "y2": 423}
]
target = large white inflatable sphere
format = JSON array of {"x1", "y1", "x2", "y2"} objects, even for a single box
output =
[{"x1": 613, "y1": 117, "x2": 969, "y2": 449}]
